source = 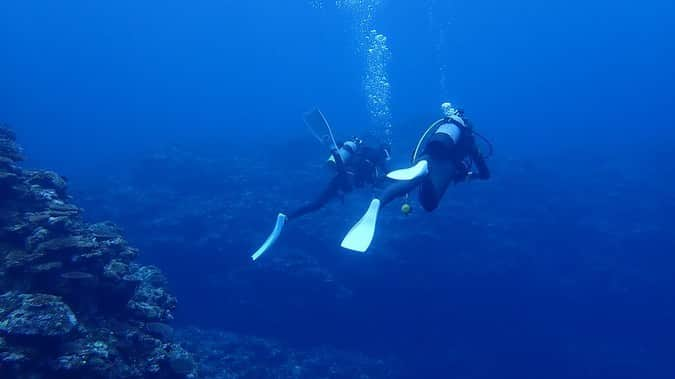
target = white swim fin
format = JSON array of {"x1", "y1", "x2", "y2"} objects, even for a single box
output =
[
  {"x1": 341, "y1": 199, "x2": 381, "y2": 253},
  {"x1": 386, "y1": 160, "x2": 429, "y2": 181},
  {"x1": 251, "y1": 213, "x2": 288, "y2": 261}
]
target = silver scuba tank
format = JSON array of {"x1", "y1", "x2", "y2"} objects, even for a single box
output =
[
  {"x1": 327, "y1": 140, "x2": 359, "y2": 167},
  {"x1": 435, "y1": 115, "x2": 466, "y2": 143}
]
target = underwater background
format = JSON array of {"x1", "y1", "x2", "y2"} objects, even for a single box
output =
[{"x1": 2, "y1": 0, "x2": 675, "y2": 378}]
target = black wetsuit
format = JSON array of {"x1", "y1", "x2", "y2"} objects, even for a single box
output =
[
  {"x1": 379, "y1": 117, "x2": 490, "y2": 211},
  {"x1": 286, "y1": 143, "x2": 389, "y2": 220}
]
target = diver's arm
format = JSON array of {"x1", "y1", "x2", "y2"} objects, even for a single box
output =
[
  {"x1": 377, "y1": 157, "x2": 391, "y2": 177},
  {"x1": 372, "y1": 164, "x2": 389, "y2": 188},
  {"x1": 373, "y1": 145, "x2": 392, "y2": 177},
  {"x1": 468, "y1": 146, "x2": 490, "y2": 180},
  {"x1": 330, "y1": 144, "x2": 346, "y2": 173},
  {"x1": 371, "y1": 148, "x2": 392, "y2": 187}
]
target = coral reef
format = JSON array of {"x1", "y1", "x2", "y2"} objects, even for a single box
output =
[
  {"x1": 176, "y1": 327, "x2": 397, "y2": 379},
  {"x1": 0, "y1": 126, "x2": 196, "y2": 378}
]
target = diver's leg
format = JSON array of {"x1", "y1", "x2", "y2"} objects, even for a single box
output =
[
  {"x1": 341, "y1": 175, "x2": 423, "y2": 253},
  {"x1": 418, "y1": 157, "x2": 456, "y2": 212},
  {"x1": 286, "y1": 175, "x2": 342, "y2": 220},
  {"x1": 252, "y1": 175, "x2": 343, "y2": 260},
  {"x1": 378, "y1": 177, "x2": 423, "y2": 207}
]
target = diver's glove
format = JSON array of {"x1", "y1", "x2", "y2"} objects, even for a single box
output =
[
  {"x1": 465, "y1": 171, "x2": 478, "y2": 181},
  {"x1": 465, "y1": 170, "x2": 490, "y2": 181}
]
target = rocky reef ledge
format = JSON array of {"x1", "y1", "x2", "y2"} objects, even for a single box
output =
[
  {"x1": 0, "y1": 126, "x2": 196, "y2": 378},
  {"x1": 176, "y1": 327, "x2": 397, "y2": 379}
]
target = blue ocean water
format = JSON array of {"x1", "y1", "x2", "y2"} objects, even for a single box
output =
[{"x1": 2, "y1": 0, "x2": 674, "y2": 378}]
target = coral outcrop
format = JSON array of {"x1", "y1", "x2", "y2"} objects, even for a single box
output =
[
  {"x1": 0, "y1": 126, "x2": 195, "y2": 378},
  {"x1": 177, "y1": 327, "x2": 397, "y2": 379}
]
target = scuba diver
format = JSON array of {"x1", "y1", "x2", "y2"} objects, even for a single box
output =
[
  {"x1": 340, "y1": 102, "x2": 492, "y2": 252},
  {"x1": 251, "y1": 108, "x2": 391, "y2": 260}
]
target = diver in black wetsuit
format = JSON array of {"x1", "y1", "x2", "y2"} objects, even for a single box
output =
[
  {"x1": 250, "y1": 133, "x2": 390, "y2": 261},
  {"x1": 287, "y1": 138, "x2": 391, "y2": 220},
  {"x1": 340, "y1": 102, "x2": 492, "y2": 252},
  {"x1": 379, "y1": 110, "x2": 489, "y2": 211}
]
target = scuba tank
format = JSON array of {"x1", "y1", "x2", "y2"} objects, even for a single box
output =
[
  {"x1": 436, "y1": 103, "x2": 466, "y2": 142},
  {"x1": 410, "y1": 105, "x2": 493, "y2": 163},
  {"x1": 327, "y1": 140, "x2": 360, "y2": 168},
  {"x1": 435, "y1": 118, "x2": 464, "y2": 142}
]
